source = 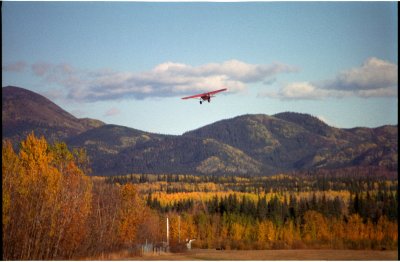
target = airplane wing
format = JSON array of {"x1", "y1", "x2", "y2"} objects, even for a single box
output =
[
  {"x1": 181, "y1": 88, "x2": 227, "y2": 99},
  {"x1": 207, "y1": 88, "x2": 227, "y2": 96},
  {"x1": 181, "y1": 93, "x2": 207, "y2": 100}
]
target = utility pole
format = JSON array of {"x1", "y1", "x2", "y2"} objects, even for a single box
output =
[{"x1": 166, "y1": 216, "x2": 169, "y2": 247}]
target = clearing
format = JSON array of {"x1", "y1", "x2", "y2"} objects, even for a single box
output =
[{"x1": 122, "y1": 249, "x2": 398, "y2": 260}]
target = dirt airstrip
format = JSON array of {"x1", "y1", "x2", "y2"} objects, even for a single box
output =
[{"x1": 124, "y1": 249, "x2": 398, "y2": 260}]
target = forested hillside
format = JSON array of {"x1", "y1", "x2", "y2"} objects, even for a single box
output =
[
  {"x1": 3, "y1": 86, "x2": 397, "y2": 176},
  {"x1": 184, "y1": 113, "x2": 398, "y2": 172}
]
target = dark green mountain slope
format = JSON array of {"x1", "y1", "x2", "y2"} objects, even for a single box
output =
[
  {"x1": 273, "y1": 112, "x2": 341, "y2": 138},
  {"x1": 2, "y1": 86, "x2": 397, "y2": 176},
  {"x1": 67, "y1": 125, "x2": 262, "y2": 176},
  {"x1": 184, "y1": 114, "x2": 398, "y2": 171}
]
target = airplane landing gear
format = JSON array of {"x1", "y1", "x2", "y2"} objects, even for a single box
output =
[
  {"x1": 200, "y1": 100, "x2": 202, "y2": 104},
  {"x1": 208, "y1": 98, "x2": 210, "y2": 103}
]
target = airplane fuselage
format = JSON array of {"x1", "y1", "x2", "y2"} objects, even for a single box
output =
[
  {"x1": 200, "y1": 95, "x2": 211, "y2": 104},
  {"x1": 201, "y1": 95, "x2": 211, "y2": 101}
]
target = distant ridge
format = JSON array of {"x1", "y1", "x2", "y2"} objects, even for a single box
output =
[
  {"x1": 2, "y1": 86, "x2": 105, "y2": 142},
  {"x1": 273, "y1": 112, "x2": 334, "y2": 137},
  {"x1": 2, "y1": 86, "x2": 398, "y2": 176}
]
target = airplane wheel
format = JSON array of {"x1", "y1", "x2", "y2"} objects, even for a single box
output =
[{"x1": 200, "y1": 101, "x2": 202, "y2": 104}]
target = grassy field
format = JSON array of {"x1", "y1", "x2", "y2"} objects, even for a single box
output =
[{"x1": 121, "y1": 249, "x2": 398, "y2": 261}]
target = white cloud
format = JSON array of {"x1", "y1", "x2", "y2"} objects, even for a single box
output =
[
  {"x1": 357, "y1": 87, "x2": 398, "y2": 98},
  {"x1": 259, "y1": 82, "x2": 351, "y2": 100},
  {"x1": 278, "y1": 82, "x2": 325, "y2": 99},
  {"x1": 261, "y1": 57, "x2": 398, "y2": 100},
  {"x1": 24, "y1": 60, "x2": 296, "y2": 102},
  {"x1": 324, "y1": 57, "x2": 398, "y2": 91}
]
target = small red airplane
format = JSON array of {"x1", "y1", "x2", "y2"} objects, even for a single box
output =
[{"x1": 181, "y1": 88, "x2": 227, "y2": 104}]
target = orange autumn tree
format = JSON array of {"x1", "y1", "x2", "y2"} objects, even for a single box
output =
[
  {"x1": 2, "y1": 133, "x2": 92, "y2": 260},
  {"x1": 4, "y1": 134, "x2": 63, "y2": 260},
  {"x1": 118, "y1": 183, "x2": 146, "y2": 248},
  {"x1": 257, "y1": 220, "x2": 276, "y2": 248},
  {"x1": 302, "y1": 210, "x2": 330, "y2": 245},
  {"x1": 2, "y1": 141, "x2": 20, "y2": 228},
  {"x1": 2, "y1": 140, "x2": 23, "y2": 258},
  {"x1": 49, "y1": 143, "x2": 93, "y2": 259}
]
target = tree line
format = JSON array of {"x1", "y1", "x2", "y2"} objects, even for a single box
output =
[
  {"x1": 106, "y1": 170, "x2": 398, "y2": 194},
  {"x1": 147, "y1": 191, "x2": 397, "y2": 223},
  {"x1": 2, "y1": 134, "x2": 398, "y2": 259},
  {"x1": 162, "y1": 209, "x2": 397, "y2": 250},
  {"x1": 146, "y1": 190, "x2": 397, "y2": 250}
]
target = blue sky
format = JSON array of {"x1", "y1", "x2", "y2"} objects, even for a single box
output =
[{"x1": 2, "y1": 2, "x2": 398, "y2": 135}]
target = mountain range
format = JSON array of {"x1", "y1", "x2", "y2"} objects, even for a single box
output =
[{"x1": 2, "y1": 86, "x2": 398, "y2": 176}]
